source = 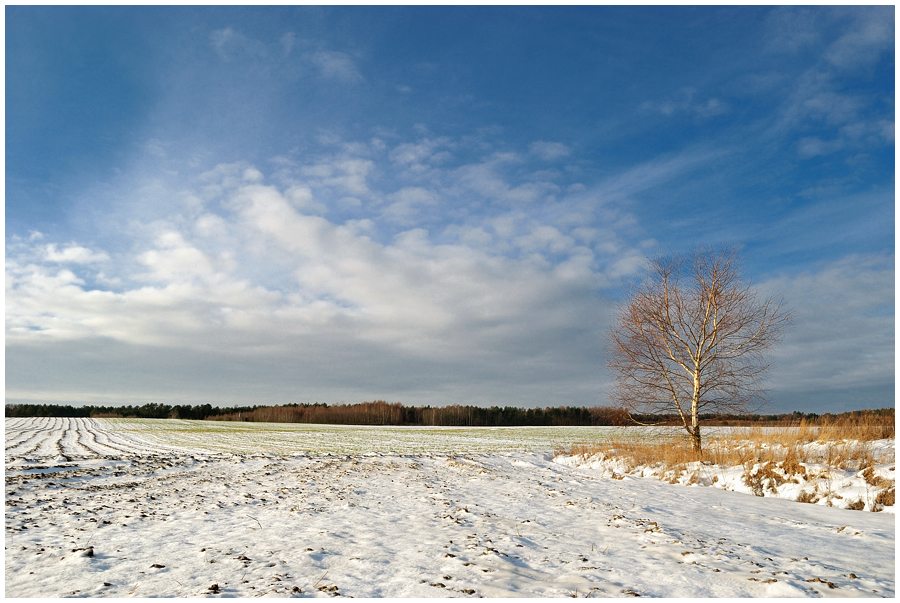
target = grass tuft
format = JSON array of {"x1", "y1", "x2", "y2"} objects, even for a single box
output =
[
  {"x1": 875, "y1": 486, "x2": 894, "y2": 507},
  {"x1": 846, "y1": 498, "x2": 866, "y2": 511},
  {"x1": 796, "y1": 489, "x2": 819, "y2": 504}
]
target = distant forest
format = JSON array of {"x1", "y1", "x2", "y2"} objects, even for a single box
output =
[{"x1": 4, "y1": 401, "x2": 894, "y2": 427}]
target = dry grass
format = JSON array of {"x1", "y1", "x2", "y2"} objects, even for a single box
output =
[
  {"x1": 564, "y1": 416, "x2": 895, "y2": 509},
  {"x1": 796, "y1": 489, "x2": 820, "y2": 504},
  {"x1": 875, "y1": 487, "x2": 894, "y2": 507},
  {"x1": 846, "y1": 498, "x2": 866, "y2": 511},
  {"x1": 569, "y1": 417, "x2": 894, "y2": 470}
]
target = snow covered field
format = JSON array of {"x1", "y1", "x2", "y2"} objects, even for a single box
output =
[
  {"x1": 5, "y1": 418, "x2": 895, "y2": 597},
  {"x1": 23, "y1": 417, "x2": 624, "y2": 455}
]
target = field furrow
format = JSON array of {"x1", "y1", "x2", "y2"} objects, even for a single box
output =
[{"x1": 4, "y1": 417, "x2": 894, "y2": 598}]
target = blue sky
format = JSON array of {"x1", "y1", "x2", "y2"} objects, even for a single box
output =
[{"x1": 5, "y1": 6, "x2": 894, "y2": 413}]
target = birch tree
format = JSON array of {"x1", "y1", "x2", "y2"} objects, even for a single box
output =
[{"x1": 608, "y1": 245, "x2": 790, "y2": 454}]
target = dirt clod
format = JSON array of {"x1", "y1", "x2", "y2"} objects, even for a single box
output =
[{"x1": 806, "y1": 578, "x2": 836, "y2": 589}]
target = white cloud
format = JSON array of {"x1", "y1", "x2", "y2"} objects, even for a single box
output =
[
  {"x1": 209, "y1": 27, "x2": 267, "y2": 60},
  {"x1": 764, "y1": 5, "x2": 893, "y2": 72},
  {"x1": 138, "y1": 231, "x2": 216, "y2": 282},
  {"x1": 242, "y1": 167, "x2": 264, "y2": 182},
  {"x1": 515, "y1": 225, "x2": 576, "y2": 255},
  {"x1": 382, "y1": 187, "x2": 438, "y2": 224},
  {"x1": 6, "y1": 157, "x2": 637, "y2": 407},
  {"x1": 389, "y1": 139, "x2": 445, "y2": 166},
  {"x1": 300, "y1": 158, "x2": 374, "y2": 197},
  {"x1": 801, "y1": 90, "x2": 862, "y2": 126},
  {"x1": 763, "y1": 7, "x2": 824, "y2": 54},
  {"x1": 450, "y1": 154, "x2": 560, "y2": 206},
  {"x1": 529, "y1": 141, "x2": 570, "y2": 161},
  {"x1": 144, "y1": 139, "x2": 168, "y2": 158},
  {"x1": 694, "y1": 98, "x2": 729, "y2": 118},
  {"x1": 308, "y1": 50, "x2": 363, "y2": 83},
  {"x1": 44, "y1": 244, "x2": 109, "y2": 264},
  {"x1": 640, "y1": 88, "x2": 730, "y2": 119},
  {"x1": 605, "y1": 251, "x2": 646, "y2": 280},
  {"x1": 797, "y1": 136, "x2": 844, "y2": 158},
  {"x1": 763, "y1": 252, "x2": 894, "y2": 394},
  {"x1": 592, "y1": 148, "x2": 718, "y2": 202},
  {"x1": 791, "y1": 93, "x2": 893, "y2": 159},
  {"x1": 280, "y1": 32, "x2": 297, "y2": 56},
  {"x1": 6, "y1": 133, "x2": 890, "y2": 410},
  {"x1": 764, "y1": 9, "x2": 893, "y2": 159},
  {"x1": 284, "y1": 185, "x2": 326, "y2": 214},
  {"x1": 825, "y1": 7, "x2": 894, "y2": 71},
  {"x1": 194, "y1": 213, "x2": 230, "y2": 238},
  {"x1": 443, "y1": 225, "x2": 493, "y2": 249}
]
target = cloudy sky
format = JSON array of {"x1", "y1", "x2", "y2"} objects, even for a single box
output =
[{"x1": 5, "y1": 6, "x2": 894, "y2": 413}]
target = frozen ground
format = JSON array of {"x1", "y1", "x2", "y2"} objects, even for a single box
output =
[{"x1": 5, "y1": 418, "x2": 895, "y2": 597}]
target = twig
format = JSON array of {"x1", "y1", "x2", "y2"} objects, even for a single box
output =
[
  {"x1": 313, "y1": 570, "x2": 329, "y2": 588},
  {"x1": 84, "y1": 517, "x2": 103, "y2": 547},
  {"x1": 247, "y1": 515, "x2": 263, "y2": 529},
  {"x1": 128, "y1": 583, "x2": 139, "y2": 595}
]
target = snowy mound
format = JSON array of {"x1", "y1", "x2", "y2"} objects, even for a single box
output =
[{"x1": 556, "y1": 438, "x2": 896, "y2": 514}]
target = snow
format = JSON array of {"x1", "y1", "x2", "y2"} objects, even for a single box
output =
[
  {"x1": 5, "y1": 418, "x2": 895, "y2": 597},
  {"x1": 555, "y1": 437, "x2": 896, "y2": 515}
]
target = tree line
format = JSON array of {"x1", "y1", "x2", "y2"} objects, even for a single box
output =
[
  {"x1": 3, "y1": 401, "x2": 629, "y2": 426},
  {"x1": 4, "y1": 401, "x2": 892, "y2": 428},
  {"x1": 205, "y1": 402, "x2": 631, "y2": 426}
]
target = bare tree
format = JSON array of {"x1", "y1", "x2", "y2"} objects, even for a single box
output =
[{"x1": 608, "y1": 245, "x2": 790, "y2": 454}]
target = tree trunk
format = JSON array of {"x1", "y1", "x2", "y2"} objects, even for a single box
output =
[
  {"x1": 691, "y1": 374, "x2": 702, "y2": 455},
  {"x1": 690, "y1": 422, "x2": 701, "y2": 455}
]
